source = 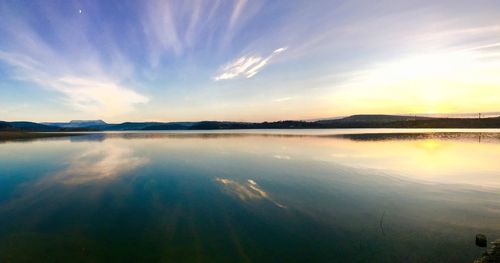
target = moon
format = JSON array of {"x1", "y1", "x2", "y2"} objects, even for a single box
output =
[{"x1": 78, "y1": 9, "x2": 82, "y2": 14}]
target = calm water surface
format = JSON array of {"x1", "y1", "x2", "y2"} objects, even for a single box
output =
[{"x1": 0, "y1": 130, "x2": 499, "y2": 262}]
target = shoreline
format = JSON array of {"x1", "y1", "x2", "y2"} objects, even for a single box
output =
[{"x1": 0, "y1": 132, "x2": 88, "y2": 141}]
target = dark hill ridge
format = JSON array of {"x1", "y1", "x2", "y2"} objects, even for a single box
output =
[
  {"x1": 0, "y1": 121, "x2": 60, "y2": 131},
  {"x1": 89, "y1": 122, "x2": 163, "y2": 131},
  {"x1": 0, "y1": 121, "x2": 91, "y2": 132},
  {"x1": 327, "y1": 114, "x2": 431, "y2": 123},
  {"x1": 2, "y1": 115, "x2": 500, "y2": 132},
  {"x1": 317, "y1": 114, "x2": 500, "y2": 128},
  {"x1": 43, "y1": 120, "x2": 107, "y2": 128},
  {"x1": 142, "y1": 122, "x2": 195, "y2": 130}
]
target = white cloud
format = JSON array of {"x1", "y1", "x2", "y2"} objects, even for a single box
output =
[
  {"x1": 0, "y1": 51, "x2": 149, "y2": 118},
  {"x1": 214, "y1": 47, "x2": 287, "y2": 81},
  {"x1": 273, "y1": 154, "x2": 291, "y2": 160},
  {"x1": 53, "y1": 77, "x2": 149, "y2": 117},
  {"x1": 0, "y1": 3, "x2": 150, "y2": 119},
  {"x1": 273, "y1": 97, "x2": 292, "y2": 102},
  {"x1": 273, "y1": 47, "x2": 287, "y2": 54},
  {"x1": 228, "y1": 0, "x2": 248, "y2": 32},
  {"x1": 0, "y1": 51, "x2": 41, "y2": 72},
  {"x1": 142, "y1": 0, "x2": 182, "y2": 66},
  {"x1": 220, "y1": 0, "x2": 264, "y2": 49}
]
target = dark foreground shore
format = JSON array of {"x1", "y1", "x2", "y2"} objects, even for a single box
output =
[{"x1": 0, "y1": 132, "x2": 84, "y2": 141}]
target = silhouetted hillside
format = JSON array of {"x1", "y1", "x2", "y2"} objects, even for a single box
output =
[
  {"x1": 321, "y1": 114, "x2": 431, "y2": 123},
  {"x1": 90, "y1": 122, "x2": 163, "y2": 131},
  {"x1": 0, "y1": 121, "x2": 91, "y2": 132},
  {"x1": 0, "y1": 121, "x2": 60, "y2": 131},
  {"x1": 43, "y1": 120, "x2": 107, "y2": 128},
  {"x1": 142, "y1": 122, "x2": 195, "y2": 130},
  {"x1": 2, "y1": 115, "x2": 500, "y2": 132},
  {"x1": 316, "y1": 115, "x2": 500, "y2": 128},
  {"x1": 0, "y1": 122, "x2": 13, "y2": 130}
]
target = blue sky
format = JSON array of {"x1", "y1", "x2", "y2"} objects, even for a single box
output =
[{"x1": 1, "y1": 0, "x2": 500, "y2": 122}]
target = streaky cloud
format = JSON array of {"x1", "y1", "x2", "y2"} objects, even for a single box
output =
[
  {"x1": 54, "y1": 77, "x2": 149, "y2": 117},
  {"x1": 214, "y1": 47, "x2": 287, "y2": 80},
  {"x1": 273, "y1": 97, "x2": 292, "y2": 103},
  {"x1": 0, "y1": 50, "x2": 149, "y2": 118},
  {"x1": 0, "y1": 1, "x2": 149, "y2": 119}
]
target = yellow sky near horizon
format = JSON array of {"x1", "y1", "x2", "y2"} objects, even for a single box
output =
[{"x1": 319, "y1": 47, "x2": 500, "y2": 117}]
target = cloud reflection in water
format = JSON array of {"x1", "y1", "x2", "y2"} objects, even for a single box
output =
[
  {"x1": 216, "y1": 178, "x2": 285, "y2": 208},
  {"x1": 273, "y1": 154, "x2": 291, "y2": 160},
  {"x1": 56, "y1": 143, "x2": 149, "y2": 184}
]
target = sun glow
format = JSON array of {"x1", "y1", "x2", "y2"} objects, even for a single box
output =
[
  {"x1": 417, "y1": 140, "x2": 442, "y2": 152},
  {"x1": 330, "y1": 48, "x2": 500, "y2": 115}
]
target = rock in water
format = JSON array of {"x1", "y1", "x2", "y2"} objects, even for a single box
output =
[
  {"x1": 477, "y1": 234, "x2": 488, "y2": 248},
  {"x1": 474, "y1": 239, "x2": 500, "y2": 263}
]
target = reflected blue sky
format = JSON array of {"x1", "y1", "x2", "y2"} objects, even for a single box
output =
[{"x1": 0, "y1": 131, "x2": 499, "y2": 262}]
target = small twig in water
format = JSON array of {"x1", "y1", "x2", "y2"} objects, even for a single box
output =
[{"x1": 379, "y1": 210, "x2": 386, "y2": 236}]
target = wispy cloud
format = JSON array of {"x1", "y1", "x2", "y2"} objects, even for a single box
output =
[
  {"x1": 140, "y1": 0, "x2": 264, "y2": 65},
  {"x1": 214, "y1": 47, "x2": 287, "y2": 80},
  {"x1": 273, "y1": 154, "x2": 291, "y2": 160},
  {"x1": 0, "y1": 103, "x2": 30, "y2": 115},
  {"x1": 0, "y1": 51, "x2": 149, "y2": 118},
  {"x1": 273, "y1": 97, "x2": 292, "y2": 103},
  {"x1": 228, "y1": 0, "x2": 249, "y2": 32},
  {"x1": 54, "y1": 77, "x2": 149, "y2": 116},
  {"x1": 141, "y1": 0, "x2": 182, "y2": 66},
  {"x1": 219, "y1": 0, "x2": 265, "y2": 50},
  {"x1": 0, "y1": 2, "x2": 149, "y2": 119}
]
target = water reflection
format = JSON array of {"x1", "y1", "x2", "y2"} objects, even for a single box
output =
[
  {"x1": 0, "y1": 130, "x2": 499, "y2": 262},
  {"x1": 55, "y1": 142, "x2": 149, "y2": 184},
  {"x1": 216, "y1": 178, "x2": 285, "y2": 208},
  {"x1": 320, "y1": 134, "x2": 500, "y2": 188},
  {"x1": 68, "y1": 133, "x2": 106, "y2": 142},
  {"x1": 273, "y1": 154, "x2": 291, "y2": 160},
  {"x1": 333, "y1": 132, "x2": 500, "y2": 143}
]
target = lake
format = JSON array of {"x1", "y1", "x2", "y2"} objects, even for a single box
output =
[{"x1": 0, "y1": 129, "x2": 499, "y2": 262}]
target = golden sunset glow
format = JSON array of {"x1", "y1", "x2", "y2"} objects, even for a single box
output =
[{"x1": 328, "y1": 48, "x2": 500, "y2": 115}]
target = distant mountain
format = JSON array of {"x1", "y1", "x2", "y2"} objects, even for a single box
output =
[
  {"x1": 318, "y1": 114, "x2": 430, "y2": 124},
  {"x1": 316, "y1": 114, "x2": 500, "y2": 128},
  {"x1": 0, "y1": 121, "x2": 13, "y2": 130},
  {"x1": 3, "y1": 114, "x2": 500, "y2": 132},
  {"x1": 0, "y1": 121, "x2": 60, "y2": 131},
  {"x1": 304, "y1": 116, "x2": 345, "y2": 122},
  {"x1": 43, "y1": 120, "x2": 107, "y2": 128},
  {"x1": 142, "y1": 122, "x2": 194, "y2": 130},
  {"x1": 89, "y1": 122, "x2": 164, "y2": 131}
]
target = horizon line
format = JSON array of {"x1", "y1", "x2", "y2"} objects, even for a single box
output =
[{"x1": 3, "y1": 111, "x2": 500, "y2": 124}]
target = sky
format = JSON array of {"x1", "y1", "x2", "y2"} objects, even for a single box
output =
[{"x1": 0, "y1": 0, "x2": 500, "y2": 122}]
